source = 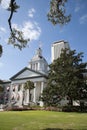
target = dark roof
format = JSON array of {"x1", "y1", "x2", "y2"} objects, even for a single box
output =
[
  {"x1": 10, "y1": 67, "x2": 47, "y2": 80},
  {"x1": 0, "y1": 80, "x2": 11, "y2": 84}
]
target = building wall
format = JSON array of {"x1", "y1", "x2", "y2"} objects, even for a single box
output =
[
  {"x1": 51, "y1": 40, "x2": 70, "y2": 62},
  {"x1": 1, "y1": 77, "x2": 47, "y2": 108}
]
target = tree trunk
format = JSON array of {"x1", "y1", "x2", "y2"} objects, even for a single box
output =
[
  {"x1": 29, "y1": 89, "x2": 30, "y2": 106},
  {"x1": 80, "y1": 100, "x2": 84, "y2": 112},
  {"x1": 69, "y1": 97, "x2": 73, "y2": 106}
]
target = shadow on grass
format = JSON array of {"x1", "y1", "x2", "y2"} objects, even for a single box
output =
[
  {"x1": 43, "y1": 128, "x2": 77, "y2": 130},
  {"x1": 43, "y1": 129, "x2": 87, "y2": 130}
]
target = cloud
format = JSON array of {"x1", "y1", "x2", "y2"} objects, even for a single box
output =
[
  {"x1": 0, "y1": 27, "x2": 6, "y2": 33},
  {"x1": 12, "y1": 21, "x2": 41, "y2": 41},
  {"x1": 79, "y1": 14, "x2": 87, "y2": 24},
  {"x1": 74, "y1": 0, "x2": 84, "y2": 13},
  {"x1": 75, "y1": 6, "x2": 80, "y2": 12},
  {"x1": 28, "y1": 8, "x2": 36, "y2": 18},
  {"x1": 1, "y1": 0, "x2": 10, "y2": 9},
  {"x1": 22, "y1": 22, "x2": 41, "y2": 40}
]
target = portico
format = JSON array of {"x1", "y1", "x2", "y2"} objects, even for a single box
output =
[
  {"x1": 4, "y1": 79, "x2": 47, "y2": 107},
  {"x1": 3, "y1": 47, "x2": 48, "y2": 107}
]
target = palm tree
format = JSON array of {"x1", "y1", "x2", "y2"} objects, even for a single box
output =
[{"x1": 24, "y1": 80, "x2": 35, "y2": 105}]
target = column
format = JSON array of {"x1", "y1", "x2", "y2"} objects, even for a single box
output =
[
  {"x1": 41, "y1": 82, "x2": 44, "y2": 94},
  {"x1": 26, "y1": 89, "x2": 29, "y2": 104},
  {"x1": 19, "y1": 84, "x2": 24, "y2": 107},
  {"x1": 15, "y1": 84, "x2": 18, "y2": 102},
  {"x1": 40, "y1": 81, "x2": 44, "y2": 107},
  {"x1": 8, "y1": 83, "x2": 13, "y2": 106},
  {"x1": 33, "y1": 82, "x2": 36, "y2": 103},
  {"x1": 38, "y1": 62, "x2": 40, "y2": 71}
]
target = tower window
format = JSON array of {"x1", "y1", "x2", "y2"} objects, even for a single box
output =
[
  {"x1": 36, "y1": 63, "x2": 38, "y2": 70},
  {"x1": 32, "y1": 64, "x2": 35, "y2": 70}
]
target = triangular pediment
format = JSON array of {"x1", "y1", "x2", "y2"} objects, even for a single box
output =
[{"x1": 10, "y1": 67, "x2": 45, "y2": 80}]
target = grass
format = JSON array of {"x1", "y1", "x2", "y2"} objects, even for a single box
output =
[{"x1": 0, "y1": 111, "x2": 87, "y2": 130}]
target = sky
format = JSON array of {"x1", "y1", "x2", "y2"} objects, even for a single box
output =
[{"x1": 0, "y1": 0, "x2": 87, "y2": 80}]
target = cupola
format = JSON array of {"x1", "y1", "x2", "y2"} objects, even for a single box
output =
[{"x1": 28, "y1": 47, "x2": 48, "y2": 74}]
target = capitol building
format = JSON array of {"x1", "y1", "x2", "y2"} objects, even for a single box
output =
[{"x1": 1, "y1": 40, "x2": 85, "y2": 108}]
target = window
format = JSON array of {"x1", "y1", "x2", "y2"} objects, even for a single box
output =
[
  {"x1": 36, "y1": 63, "x2": 38, "y2": 70},
  {"x1": 13, "y1": 86, "x2": 15, "y2": 91},
  {"x1": 7, "y1": 86, "x2": 10, "y2": 92}
]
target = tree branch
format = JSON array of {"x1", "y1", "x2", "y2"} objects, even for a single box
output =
[{"x1": 7, "y1": 0, "x2": 29, "y2": 50}]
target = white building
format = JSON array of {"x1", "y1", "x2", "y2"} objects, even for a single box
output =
[
  {"x1": 1, "y1": 40, "x2": 87, "y2": 108},
  {"x1": 1, "y1": 47, "x2": 48, "y2": 108},
  {"x1": 51, "y1": 40, "x2": 70, "y2": 62},
  {"x1": 0, "y1": 40, "x2": 70, "y2": 108}
]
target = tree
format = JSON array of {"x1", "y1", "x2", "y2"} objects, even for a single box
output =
[
  {"x1": 0, "y1": 86, "x2": 4, "y2": 92},
  {"x1": 42, "y1": 49, "x2": 87, "y2": 107},
  {"x1": 0, "y1": 45, "x2": 2, "y2": 57},
  {"x1": 0, "y1": 80, "x2": 4, "y2": 93},
  {"x1": 24, "y1": 80, "x2": 35, "y2": 105},
  {"x1": 47, "y1": 0, "x2": 71, "y2": 25},
  {"x1": 0, "y1": 0, "x2": 70, "y2": 56},
  {"x1": 0, "y1": 0, "x2": 29, "y2": 56},
  {"x1": 7, "y1": 0, "x2": 29, "y2": 50},
  {"x1": 0, "y1": 81, "x2": 4, "y2": 104}
]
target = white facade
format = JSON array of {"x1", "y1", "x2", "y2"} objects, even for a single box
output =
[
  {"x1": 51, "y1": 40, "x2": 70, "y2": 62},
  {"x1": 3, "y1": 76, "x2": 47, "y2": 107},
  {"x1": 0, "y1": 41, "x2": 70, "y2": 108},
  {"x1": 1, "y1": 40, "x2": 86, "y2": 108},
  {"x1": 1, "y1": 47, "x2": 48, "y2": 108}
]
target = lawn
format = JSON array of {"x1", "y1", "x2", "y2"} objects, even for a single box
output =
[{"x1": 0, "y1": 111, "x2": 87, "y2": 130}]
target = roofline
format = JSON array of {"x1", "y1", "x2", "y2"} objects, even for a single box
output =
[
  {"x1": 10, "y1": 67, "x2": 47, "y2": 80},
  {"x1": 1, "y1": 80, "x2": 11, "y2": 84},
  {"x1": 11, "y1": 75, "x2": 48, "y2": 81},
  {"x1": 52, "y1": 40, "x2": 68, "y2": 45}
]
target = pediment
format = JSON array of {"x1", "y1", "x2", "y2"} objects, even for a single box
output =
[{"x1": 10, "y1": 67, "x2": 44, "y2": 80}]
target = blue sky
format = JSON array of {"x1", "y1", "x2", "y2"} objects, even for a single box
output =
[{"x1": 0, "y1": 0, "x2": 87, "y2": 80}]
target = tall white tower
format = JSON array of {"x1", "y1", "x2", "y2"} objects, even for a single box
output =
[{"x1": 51, "y1": 40, "x2": 70, "y2": 62}]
